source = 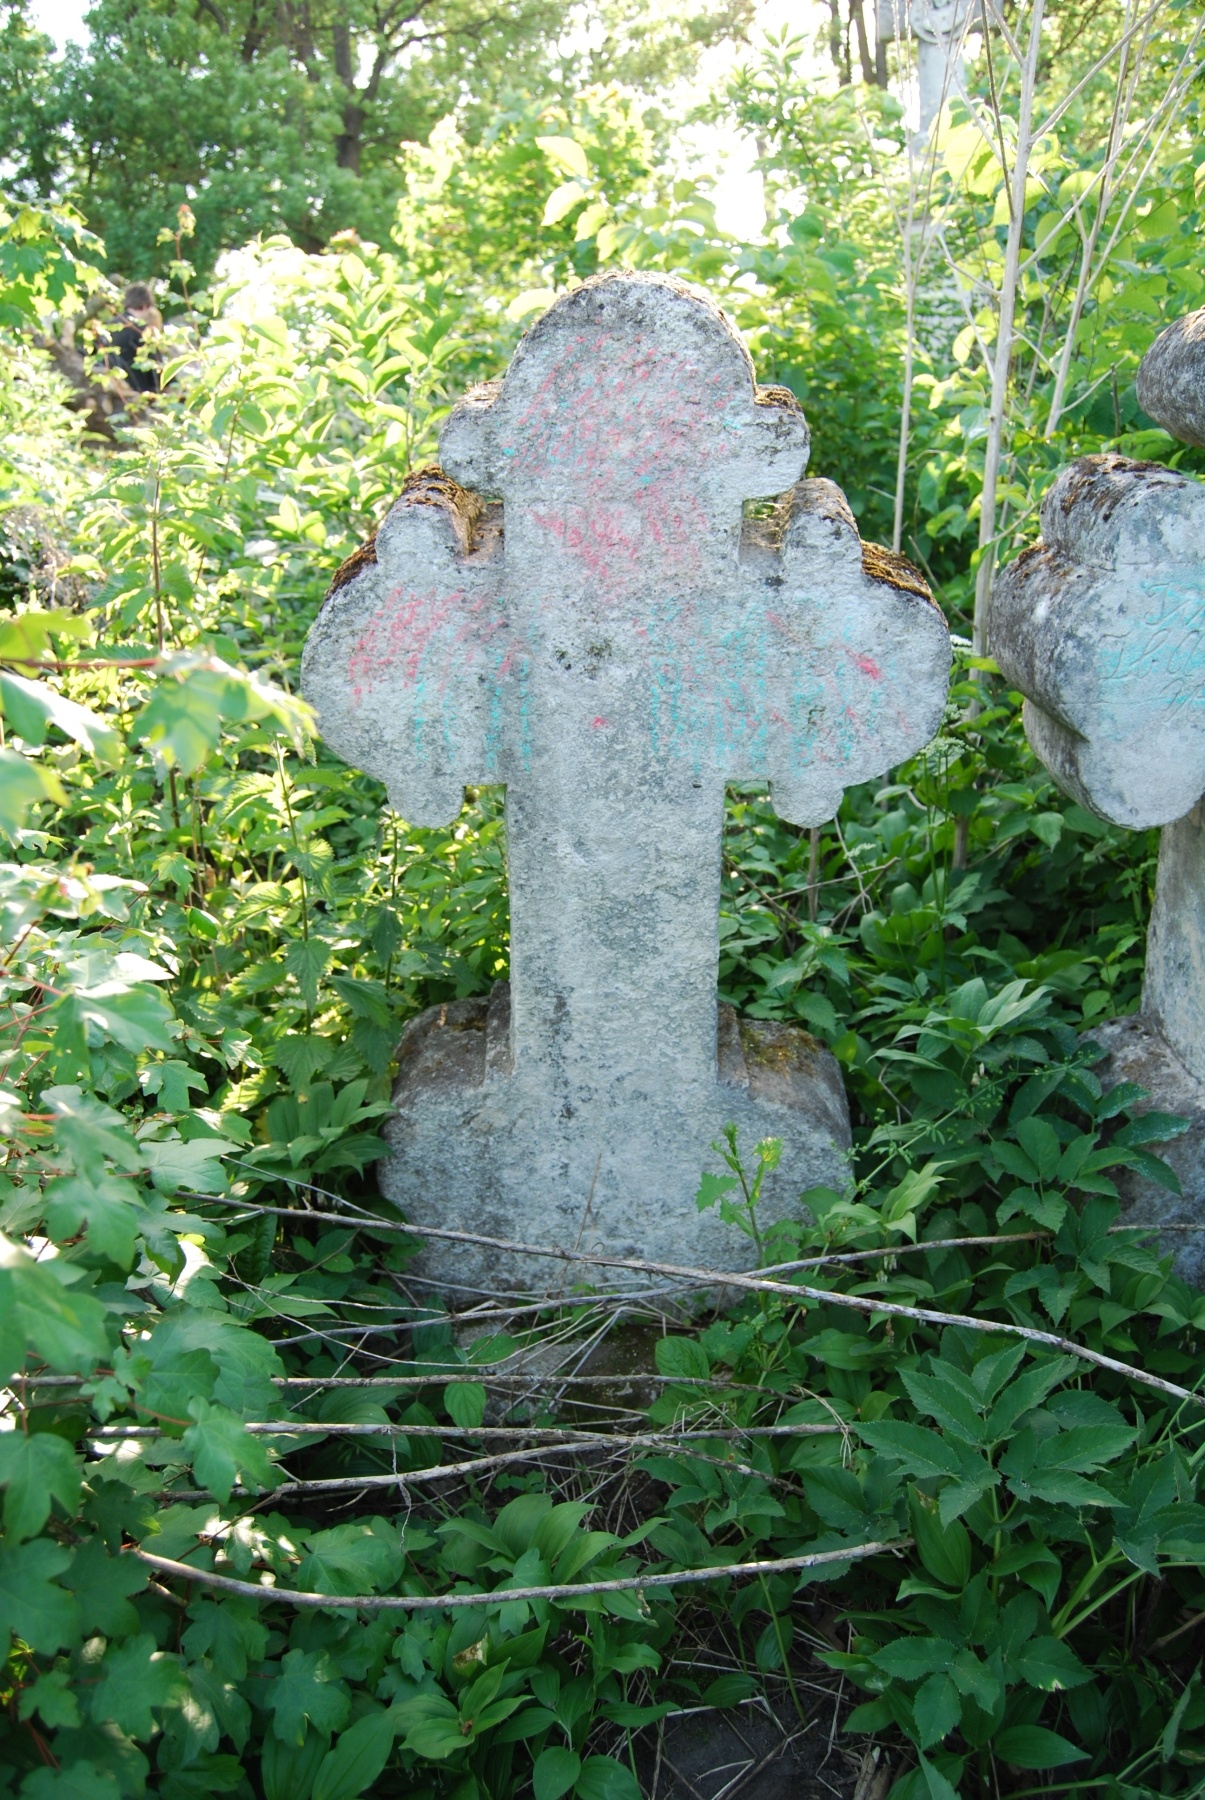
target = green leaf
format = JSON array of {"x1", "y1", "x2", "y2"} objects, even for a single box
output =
[
  {"x1": 909, "y1": 1489, "x2": 971, "y2": 1589},
  {"x1": 1009, "y1": 1637, "x2": 1091, "y2": 1691},
  {"x1": 654, "y1": 1336, "x2": 709, "y2": 1380},
  {"x1": 696, "y1": 1170, "x2": 739, "y2": 1212},
  {"x1": 17, "y1": 1664, "x2": 81, "y2": 1730},
  {"x1": 183, "y1": 1398, "x2": 279, "y2": 1502},
  {"x1": 43, "y1": 1171, "x2": 146, "y2": 1267},
  {"x1": 702, "y1": 1674, "x2": 760, "y2": 1708},
  {"x1": 445, "y1": 1381, "x2": 487, "y2": 1429},
  {"x1": 872, "y1": 1637, "x2": 957, "y2": 1680},
  {"x1": 285, "y1": 937, "x2": 332, "y2": 1009},
  {"x1": 312, "y1": 1710, "x2": 397, "y2": 1800},
  {"x1": 534, "y1": 1747, "x2": 581, "y2": 1800},
  {"x1": 575, "y1": 1757, "x2": 641, "y2": 1800},
  {"x1": 43, "y1": 1086, "x2": 145, "y2": 1173},
  {"x1": 297, "y1": 1520, "x2": 403, "y2": 1596},
  {"x1": 261, "y1": 1726, "x2": 329, "y2": 1800},
  {"x1": 917, "y1": 1753, "x2": 960, "y2": 1800},
  {"x1": 914, "y1": 1672, "x2": 960, "y2": 1748},
  {"x1": 0, "y1": 1430, "x2": 81, "y2": 1540},
  {"x1": 0, "y1": 669, "x2": 122, "y2": 761},
  {"x1": 542, "y1": 181, "x2": 587, "y2": 226},
  {"x1": 0, "y1": 1539, "x2": 79, "y2": 1654},
  {"x1": 535, "y1": 135, "x2": 589, "y2": 178},
  {"x1": 858, "y1": 1421, "x2": 966, "y2": 1478},
  {"x1": 268, "y1": 1650, "x2": 351, "y2": 1747},
  {"x1": 62, "y1": 1539, "x2": 147, "y2": 1636},
  {"x1": 994, "y1": 1726, "x2": 1088, "y2": 1769},
  {"x1": 0, "y1": 1233, "x2": 109, "y2": 1378},
  {"x1": 89, "y1": 1633, "x2": 186, "y2": 1736},
  {"x1": 0, "y1": 747, "x2": 65, "y2": 833},
  {"x1": 1014, "y1": 1116, "x2": 1062, "y2": 1181},
  {"x1": 20, "y1": 1760, "x2": 121, "y2": 1800}
]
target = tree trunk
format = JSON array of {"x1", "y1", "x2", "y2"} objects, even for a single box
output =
[
  {"x1": 332, "y1": 22, "x2": 363, "y2": 172},
  {"x1": 850, "y1": 0, "x2": 877, "y2": 85},
  {"x1": 828, "y1": 0, "x2": 852, "y2": 83}
]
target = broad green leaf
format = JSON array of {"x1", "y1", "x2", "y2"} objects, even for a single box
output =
[
  {"x1": 43, "y1": 1171, "x2": 146, "y2": 1267},
  {"x1": 183, "y1": 1398, "x2": 279, "y2": 1502},
  {"x1": 89, "y1": 1633, "x2": 186, "y2": 1737},
  {"x1": 268, "y1": 1649, "x2": 351, "y2": 1747},
  {"x1": 909, "y1": 1489, "x2": 971, "y2": 1589},
  {"x1": 575, "y1": 1756, "x2": 641, "y2": 1800},
  {"x1": 20, "y1": 1760, "x2": 120, "y2": 1800},
  {"x1": 285, "y1": 937, "x2": 332, "y2": 1009},
  {"x1": 0, "y1": 1233, "x2": 109, "y2": 1378},
  {"x1": 0, "y1": 1539, "x2": 79, "y2": 1654},
  {"x1": 0, "y1": 1429, "x2": 81, "y2": 1539},
  {"x1": 654, "y1": 1335, "x2": 709, "y2": 1380},
  {"x1": 542, "y1": 181, "x2": 586, "y2": 227},
  {"x1": 297, "y1": 1520, "x2": 403, "y2": 1596},
  {"x1": 535, "y1": 135, "x2": 589, "y2": 178},
  {"x1": 0, "y1": 669, "x2": 121, "y2": 761},
  {"x1": 534, "y1": 1747, "x2": 581, "y2": 1800},
  {"x1": 17, "y1": 1664, "x2": 81, "y2": 1730},
  {"x1": 858, "y1": 1421, "x2": 966, "y2": 1478},
  {"x1": 872, "y1": 1637, "x2": 957, "y2": 1680},
  {"x1": 312, "y1": 1710, "x2": 397, "y2": 1800},
  {"x1": 445, "y1": 1380, "x2": 487, "y2": 1429},
  {"x1": 63, "y1": 1538, "x2": 147, "y2": 1636},
  {"x1": 994, "y1": 1725, "x2": 1088, "y2": 1769},
  {"x1": 0, "y1": 747, "x2": 65, "y2": 832},
  {"x1": 1009, "y1": 1636, "x2": 1091, "y2": 1691},
  {"x1": 696, "y1": 1169, "x2": 739, "y2": 1212},
  {"x1": 261, "y1": 1725, "x2": 329, "y2": 1800},
  {"x1": 914, "y1": 1672, "x2": 960, "y2": 1748}
]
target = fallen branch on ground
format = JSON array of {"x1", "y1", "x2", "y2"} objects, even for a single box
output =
[
  {"x1": 194, "y1": 1196, "x2": 1205, "y2": 1411},
  {"x1": 131, "y1": 1539, "x2": 910, "y2": 1611}
]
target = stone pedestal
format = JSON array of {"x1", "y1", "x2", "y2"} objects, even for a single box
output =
[{"x1": 383, "y1": 986, "x2": 850, "y2": 1294}]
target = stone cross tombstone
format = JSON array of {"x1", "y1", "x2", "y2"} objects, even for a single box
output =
[
  {"x1": 303, "y1": 273, "x2": 951, "y2": 1292},
  {"x1": 988, "y1": 304, "x2": 1205, "y2": 1282}
]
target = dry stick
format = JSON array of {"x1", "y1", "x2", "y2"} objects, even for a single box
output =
[
  {"x1": 153, "y1": 1426, "x2": 821, "y2": 1501},
  {"x1": 130, "y1": 1539, "x2": 909, "y2": 1612},
  {"x1": 191, "y1": 1198, "x2": 1205, "y2": 1410},
  {"x1": 204, "y1": 1194, "x2": 1051, "y2": 1272},
  {"x1": 92, "y1": 1422, "x2": 840, "y2": 1443}
]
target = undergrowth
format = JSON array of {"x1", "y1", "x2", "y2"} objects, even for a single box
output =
[{"x1": 0, "y1": 191, "x2": 1203, "y2": 1800}]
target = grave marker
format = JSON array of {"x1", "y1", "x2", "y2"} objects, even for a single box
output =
[
  {"x1": 988, "y1": 306, "x2": 1205, "y2": 1280},
  {"x1": 303, "y1": 273, "x2": 951, "y2": 1290}
]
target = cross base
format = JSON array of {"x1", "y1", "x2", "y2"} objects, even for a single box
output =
[
  {"x1": 379, "y1": 985, "x2": 852, "y2": 1296},
  {"x1": 1087, "y1": 1014, "x2": 1205, "y2": 1288}
]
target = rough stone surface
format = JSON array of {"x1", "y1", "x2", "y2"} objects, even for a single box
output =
[
  {"x1": 1085, "y1": 1013, "x2": 1205, "y2": 1288},
  {"x1": 303, "y1": 272, "x2": 951, "y2": 1292},
  {"x1": 1137, "y1": 304, "x2": 1205, "y2": 448},
  {"x1": 988, "y1": 453, "x2": 1205, "y2": 832},
  {"x1": 987, "y1": 426, "x2": 1205, "y2": 1276}
]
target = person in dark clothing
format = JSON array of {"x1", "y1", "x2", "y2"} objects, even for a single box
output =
[{"x1": 109, "y1": 283, "x2": 162, "y2": 394}]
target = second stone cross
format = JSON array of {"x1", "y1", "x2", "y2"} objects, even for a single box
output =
[{"x1": 303, "y1": 272, "x2": 951, "y2": 1291}]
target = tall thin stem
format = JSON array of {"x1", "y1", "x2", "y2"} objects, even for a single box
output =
[{"x1": 971, "y1": 0, "x2": 1046, "y2": 659}]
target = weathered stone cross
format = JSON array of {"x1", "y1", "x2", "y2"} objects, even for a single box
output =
[
  {"x1": 303, "y1": 273, "x2": 951, "y2": 1290},
  {"x1": 989, "y1": 304, "x2": 1205, "y2": 1281}
]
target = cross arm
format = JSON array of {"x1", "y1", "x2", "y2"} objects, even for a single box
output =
[
  {"x1": 300, "y1": 468, "x2": 506, "y2": 826},
  {"x1": 989, "y1": 454, "x2": 1205, "y2": 829},
  {"x1": 748, "y1": 480, "x2": 951, "y2": 827}
]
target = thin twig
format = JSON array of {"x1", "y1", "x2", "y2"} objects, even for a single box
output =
[
  {"x1": 189, "y1": 1197, "x2": 1205, "y2": 1409},
  {"x1": 130, "y1": 1539, "x2": 910, "y2": 1611}
]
